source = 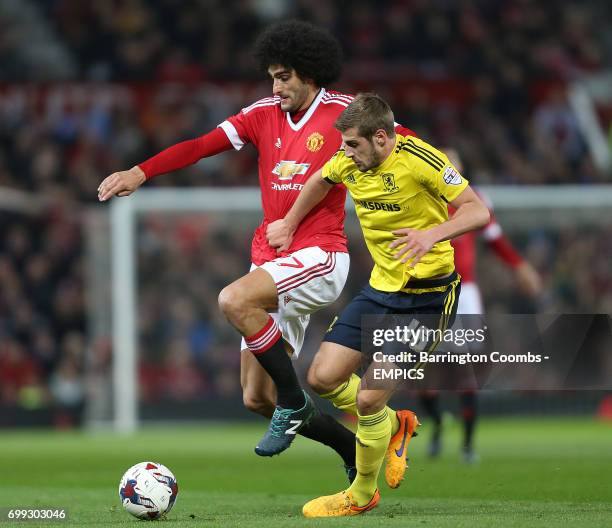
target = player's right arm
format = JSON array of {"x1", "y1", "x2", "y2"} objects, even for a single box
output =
[
  {"x1": 266, "y1": 168, "x2": 334, "y2": 251},
  {"x1": 97, "y1": 164, "x2": 147, "y2": 201},
  {"x1": 97, "y1": 128, "x2": 233, "y2": 201},
  {"x1": 98, "y1": 98, "x2": 270, "y2": 201}
]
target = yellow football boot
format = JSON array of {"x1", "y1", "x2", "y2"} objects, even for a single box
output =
[{"x1": 302, "y1": 489, "x2": 380, "y2": 518}]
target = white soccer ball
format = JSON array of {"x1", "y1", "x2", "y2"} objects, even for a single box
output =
[{"x1": 118, "y1": 462, "x2": 179, "y2": 520}]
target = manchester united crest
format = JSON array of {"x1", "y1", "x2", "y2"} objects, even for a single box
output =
[
  {"x1": 306, "y1": 132, "x2": 325, "y2": 152},
  {"x1": 381, "y1": 173, "x2": 399, "y2": 193}
]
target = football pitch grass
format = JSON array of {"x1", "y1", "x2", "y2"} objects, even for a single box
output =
[{"x1": 2, "y1": 417, "x2": 611, "y2": 527}]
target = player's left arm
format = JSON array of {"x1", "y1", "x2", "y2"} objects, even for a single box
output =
[
  {"x1": 391, "y1": 185, "x2": 490, "y2": 264},
  {"x1": 485, "y1": 226, "x2": 543, "y2": 297},
  {"x1": 512, "y1": 259, "x2": 543, "y2": 297}
]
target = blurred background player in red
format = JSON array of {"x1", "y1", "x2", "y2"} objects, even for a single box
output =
[{"x1": 419, "y1": 148, "x2": 543, "y2": 463}]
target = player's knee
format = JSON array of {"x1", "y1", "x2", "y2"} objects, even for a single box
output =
[
  {"x1": 218, "y1": 285, "x2": 244, "y2": 320},
  {"x1": 307, "y1": 363, "x2": 342, "y2": 395},
  {"x1": 356, "y1": 390, "x2": 384, "y2": 416},
  {"x1": 242, "y1": 392, "x2": 274, "y2": 418}
]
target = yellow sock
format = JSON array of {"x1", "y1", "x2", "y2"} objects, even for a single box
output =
[
  {"x1": 388, "y1": 406, "x2": 399, "y2": 436},
  {"x1": 321, "y1": 374, "x2": 400, "y2": 435},
  {"x1": 320, "y1": 374, "x2": 360, "y2": 415},
  {"x1": 349, "y1": 406, "x2": 392, "y2": 506}
]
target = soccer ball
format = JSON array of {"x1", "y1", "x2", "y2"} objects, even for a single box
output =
[{"x1": 118, "y1": 462, "x2": 179, "y2": 520}]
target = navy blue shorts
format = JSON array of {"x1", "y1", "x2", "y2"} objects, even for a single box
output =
[{"x1": 324, "y1": 272, "x2": 461, "y2": 353}]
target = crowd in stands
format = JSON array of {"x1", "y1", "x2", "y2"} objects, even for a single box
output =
[
  {"x1": 38, "y1": 0, "x2": 609, "y2": 83},
  {"x1": 0, "y1": 207, "x2": 85, "y2": 425},
  {"x1": 1, "y1": 1, "x2": 611, "y2": 422}
]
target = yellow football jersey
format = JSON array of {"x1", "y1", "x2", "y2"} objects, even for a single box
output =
[{"x1": 322, "y1": 134, "x2": 468, "y2": 291}]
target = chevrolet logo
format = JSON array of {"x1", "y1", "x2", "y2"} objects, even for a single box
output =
[{"x1": 272, "y1": 161, "x2": 310, "y2": 180}]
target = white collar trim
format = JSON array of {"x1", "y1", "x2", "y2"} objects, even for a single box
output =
[{"x1": 286, "y1": 88, "x2": 326, "y2": 131}]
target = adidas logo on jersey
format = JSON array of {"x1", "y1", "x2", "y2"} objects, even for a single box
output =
[{"x1": 275, "y1": 137, "x2": 282, "y2": 149}]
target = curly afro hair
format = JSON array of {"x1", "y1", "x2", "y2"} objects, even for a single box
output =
[{"x1": 253, "y1": 20, "x2": 343, "y2": 87}]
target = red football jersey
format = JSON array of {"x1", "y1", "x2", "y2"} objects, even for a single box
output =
[
  {"x1": 451, "y1": 192, "x2": 521, "y2": 282},
  {"x1": 218, "y1": 89, "x2": 353, "y2": 264},
  {"x1": 451, "y1": 230, "x2": 478, "y2": 283}
]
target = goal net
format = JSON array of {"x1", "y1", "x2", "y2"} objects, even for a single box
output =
[{"x1": 86, "y1": 186, "x2": 612, "y2": 431}]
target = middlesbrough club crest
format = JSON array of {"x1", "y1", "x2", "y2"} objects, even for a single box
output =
[
  {"x1": 306, "y1": 132, "x2": 324, "y2": 152},
  {"x1": 381, "y1": 173, "x2": 399, "y2": 193}
]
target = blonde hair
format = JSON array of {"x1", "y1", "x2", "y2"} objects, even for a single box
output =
[{"x1": 335, "y1": 93, "x2": 395, "y2": 139}]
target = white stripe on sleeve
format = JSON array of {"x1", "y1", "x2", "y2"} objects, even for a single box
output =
[{"x1": 218, "y1": 120, "x2": 245, "y2": 151}]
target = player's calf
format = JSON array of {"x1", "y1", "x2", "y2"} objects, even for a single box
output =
[
  {"x1": 240, "y1": 349, "x2": 277, "y2": 418},
  {"x1": 242, "y1": 392, "x2": 274, "y2": 418}
]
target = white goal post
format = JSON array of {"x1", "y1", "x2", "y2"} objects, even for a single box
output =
[
  {"x1": 108, "y1": 185, "x2": 612, "y2": 432},
  {"x1": 569, "y1": 72, "x2": 612, "y2": 173}
]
